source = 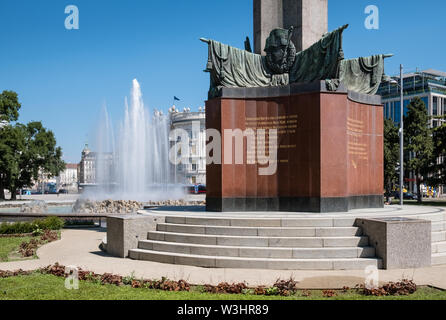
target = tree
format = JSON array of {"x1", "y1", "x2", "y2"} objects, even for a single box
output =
[
  {"x1": 404, "y1": 97, "x2": 434, "y2": 203},
  {"x1": 432, "y1": 119, "x2": 446, "y2": 189},
  {"x1": 0, "y1": 90, "x2": 22, "y2": 199},
  {"x1": 0, "y1": 90, "x2": 21, "y2": 122},
  {"x1": 0, "y1": 124, "x2": 24, "y2": 200},
  {"x1": 0, "y1": 91, "x2": 65, "y2": 200},
  {"x1": 383, "y1": 118, "x2": 400, "y2": 202}
]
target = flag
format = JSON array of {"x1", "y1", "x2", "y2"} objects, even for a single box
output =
[{"x1": 174, "y1": 96, "x2": 180, "y2": 101}]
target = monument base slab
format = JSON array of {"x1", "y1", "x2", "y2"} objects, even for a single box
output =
[{"x1": 206, "y1": 195, "x2": 383, "y2": 213}]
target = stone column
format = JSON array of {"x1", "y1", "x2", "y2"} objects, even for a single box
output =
[
  {"x1": 254, "y1": 0, "x2": 283, "y2": 55},
  {"x1": 254, "y1": 0, "x2": 328, "y2": 54}
]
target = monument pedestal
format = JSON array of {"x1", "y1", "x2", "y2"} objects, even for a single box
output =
[{"x1": 206, "y1": 81, "x2": 384, "y2": 213}]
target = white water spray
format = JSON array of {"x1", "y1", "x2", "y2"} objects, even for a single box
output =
[{"x1": 88, "y1": 79, "x2": 183, "y2": 201}]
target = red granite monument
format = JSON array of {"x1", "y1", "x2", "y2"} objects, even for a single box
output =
[
  {"x1": 205, "y1": 82, "x2": 384, "y2": 212},
  {"x1": 201, "y1": 4, "x2": 389, "y2": 212}
]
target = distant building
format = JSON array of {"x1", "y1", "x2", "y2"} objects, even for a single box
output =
[
  {"x1": 33, "y1": 170, "x2": 57, "y2": 193},
  {"x1": 169, "y1": 106, "x2": 206, "y2": 185},
  {"x1": 79, "y1": 144, "x2": 96, "y2": 185},
  {"x1": 78, "y1": 144, "x2": 114, "y2": 189},
  {"x1": 378, "y1": 68, "x2": 446, "y2": 195},
  {"x1": 78, "y1": 106, "x2": 207, "y2": 188},
  {"x1": 56, "y1": 163, "x2": 78, "y2": 192},
  {"x1": 378, "y1": 69, "x2": 446, "y2": 127}
]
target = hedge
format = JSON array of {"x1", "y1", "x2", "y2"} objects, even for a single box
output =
[{"x1": 0, "y1": 217, "x2": 65, "y2": 235}]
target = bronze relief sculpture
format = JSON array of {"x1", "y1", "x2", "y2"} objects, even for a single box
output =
[{"x1": 201, "y1": 25, "x2": 392, "y2": 98}]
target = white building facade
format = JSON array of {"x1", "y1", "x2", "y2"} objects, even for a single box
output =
[
  {"x1": 56, "y1": 163, "x2": 78, "y2": 191},
  {"x1": 79, "y1": 144, "x2": 97, "y2": 185},
  {"x1": 169, "y1": 107, "x2": 206, "y2": 185}
]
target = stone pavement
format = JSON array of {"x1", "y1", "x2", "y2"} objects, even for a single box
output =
[
  {"x1": 0, "y1": 228, "x2": 445, "y2": 289},
  {"x1": 0, "y1": 194, "x2": 80, "y2": 206},
  {"x1": 0, "y1": 194, "x2": 205, "y2": 207}
]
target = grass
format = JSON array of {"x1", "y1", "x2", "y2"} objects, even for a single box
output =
[
  {"x1": 0, "y1": 273, "x2": 445, "y2": 300},
  {"x1": 0, "y1": 231, "x2": 60, "y2": 262},
  {"x1": 0, "y1": 236, "x2": 33, "y2": 262}
]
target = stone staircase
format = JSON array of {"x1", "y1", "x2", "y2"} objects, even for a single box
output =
[
  {"x1": 127, "y1": 206, "x2": 446, "y2": 270},
  {"x1": 129, "y1": 215, "x2": 382, "y2": 270},
  {"x1": 431, "y1": 219, "x2": 446, "y2": 265}
]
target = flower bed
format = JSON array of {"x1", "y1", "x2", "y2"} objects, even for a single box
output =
[{"x1": 0, "y1": 263, "x2": 420, "y2": 298}]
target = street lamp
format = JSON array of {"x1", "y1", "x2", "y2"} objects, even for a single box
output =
[{"x1": 389, "y1": 64, "x2": 404, "y2": 206}]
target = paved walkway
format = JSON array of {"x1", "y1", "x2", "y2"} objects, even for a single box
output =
[
  {"x1": 0, "y1": 194, "x2": 80, "y2": 207},
  {"x1": 0, "y1": 194, "x2": 205, "y2": 205},
  {"x1": 0, "y1": 228, "x2": 445, "y2": 289}
]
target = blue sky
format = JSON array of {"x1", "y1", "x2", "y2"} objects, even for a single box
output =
[{"x1": 1, "y1": 0, "x2": 445, "y2": 163}]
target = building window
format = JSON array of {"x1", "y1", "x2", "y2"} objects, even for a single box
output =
[
  {"x1": 192, "y1": 164, "x2": 197, "y2": 171},
  {"x1": 394, "y1": 101, "x2": 401, "y2": 123},
  {"x1": 433, "y1": 96, "x2": 438, "y2": 116}
]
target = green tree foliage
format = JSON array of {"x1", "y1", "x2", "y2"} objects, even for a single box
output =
[
  {"x1": 0, "y1": 90, "x2": 21, "y2": 122},
  {"x1": 0, "y1": 92, "x2": 65, "y2": 200},
  {"x1": 383, "y1": 118, "x2": 400, "y2": 202},
  {"x1": 404, "y1": 97, "x2": 434, "y2": 203},
  {"x1": 432, "y1": 119, "x2": 446, "y2": 187}
]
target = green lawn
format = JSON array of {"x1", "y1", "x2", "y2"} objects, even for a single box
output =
[
  {"x1": 0, "y1": 236, "x2": 33, "y2": 262},
  {"x1": 0, "y1": 274, "x2": 445, "y2": 300}
]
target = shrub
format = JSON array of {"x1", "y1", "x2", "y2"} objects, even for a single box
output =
[
  {"x1": 40, "y1": 230, "x2": 59, "y2": 242},
  {"x1": 0, "y1": 217, "x2": 65, "y2": 235},
  {"x1": 122, "y1": 272, "x2": 136, "y2": 285},
  {"x1": 19, "y1": 239, "x2": 41, "y2": 257},
  {"x1": 32, "y1": 228, "x2": 44, "y2": 236},
  {"x1": 273, "y1": 278, "x2": 299, "y2": 296},
  {"x1": 357, "y1": 279, "x2": 417, "y2": 296},
  {"x1": 265, "y1": 286, "x2": 279, "y2": 296},
  {"x1": 34, "y1": 217, "x2": 65, "y2": 230},
  {"x1": 0, "y1": 222, "x2": 35, "y2": 234},
  {"x1": 322, "y1": 290, "x2": 337, "y2": 298},
  {"x1": 203, "y1": 282, "x2": 247, "y2": 294},
  {"x1": 144, "y1": 277, "x2": 190, "y2": 292}
]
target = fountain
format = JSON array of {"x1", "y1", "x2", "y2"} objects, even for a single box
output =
[
  {"x1": 20, "y1": 201, "x2": 48, "y2": 214},
  {"x1": 83, "y1": 79, "x2": 184, "y2": 202}
]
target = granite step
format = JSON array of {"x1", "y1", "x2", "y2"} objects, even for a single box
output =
[
  {"x1": 432, "y1": 221, "x2": 446, "y2": 232},
  {"x1": 411, "y1": 212, "x2": 446, "y2": 222},
  {"x1": 163, "y1": 212, "x2": 446, "y2": 228},
  {"x1": 128, "y1": 248, "x2": 382, "y2": 270},
  {"x1": 432, "y1": 241, "x2": 446, "y2": 254},
  {"x1": 138, "y1": 240, "x2": 375, "y2": 259},
  {"x1": 156, "y1": 223, "x2": 362, "y2": 237},
  {"x1": 147, "y1": 231, "x2": 369, "y2": 248},
  {"x1": 432, "y1": 231, "x2": 446, "y2": 242},
  {"x1": 164, "y1": 216, "x2": 352, "y2": 228},
  {"x1": 432, "y1": 253, "x2": 446, "y2": 266}
]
